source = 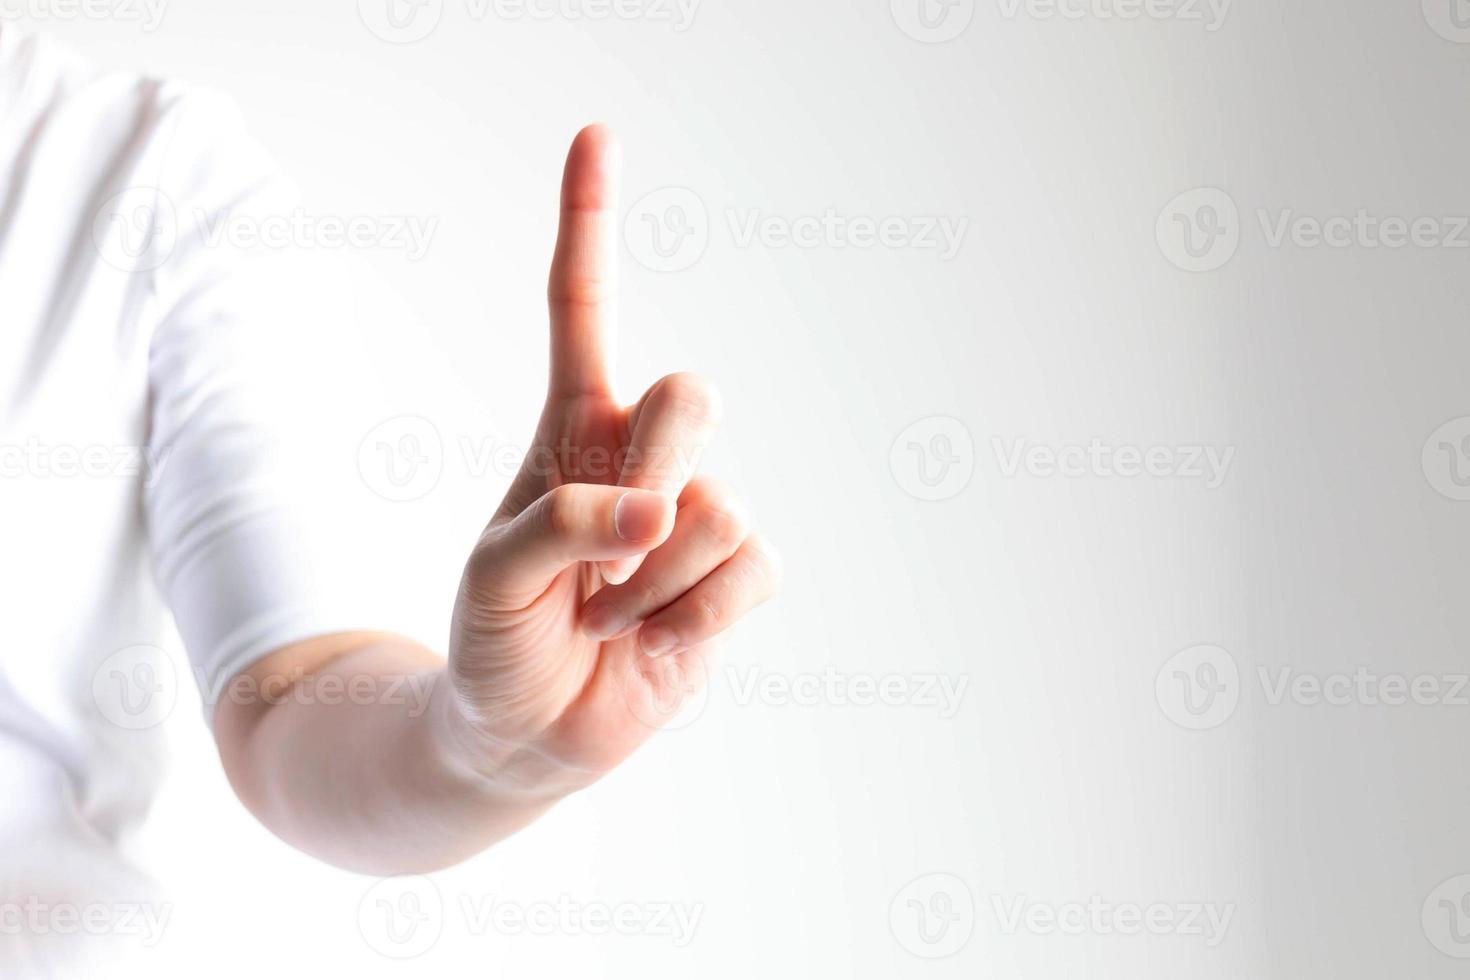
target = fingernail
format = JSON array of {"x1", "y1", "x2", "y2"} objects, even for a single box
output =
[
  {"x1": 601, "y1": 560, "x2": 633, "y2": 586},
  {"x1": 614, "y1": 491, "x2": 666, "y2": 542},
  {"x1": 639, "y1": 625, "x2": 680, "y2": 658},
  {"x1": 582, "y1": 605, "x2": 634, "y2": 641}
]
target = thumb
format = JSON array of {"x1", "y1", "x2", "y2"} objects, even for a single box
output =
[{"x1": 466, "y1": 485, "x2": 674, "y2": 602}]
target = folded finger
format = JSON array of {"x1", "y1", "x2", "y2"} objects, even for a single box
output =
[
  {"x1": 580, "y1": 476, "x2": 748, "y2": 640},
  {"x1": 635, "y1": 534, "x2": 782, "y2": 658}
]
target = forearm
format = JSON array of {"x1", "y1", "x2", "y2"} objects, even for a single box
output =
[{"x1": 213, "y1": 633, "x2": 577, "y2": 874}]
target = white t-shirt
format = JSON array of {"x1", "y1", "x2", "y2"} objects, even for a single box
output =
[{"x1": 0, "y1": 27, "x2": 365, "y2": 970}]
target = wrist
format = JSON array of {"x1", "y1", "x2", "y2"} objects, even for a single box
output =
[{"x1": 428, "y1": 670, "x2": 592, "y2": 806}]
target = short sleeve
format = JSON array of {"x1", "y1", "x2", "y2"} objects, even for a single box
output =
[{"x1": 140, "y1": 91, "x2": 377, "y2": 723}]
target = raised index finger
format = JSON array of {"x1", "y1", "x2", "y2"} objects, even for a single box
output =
[{"x1": 547, "y1": 124, "x2": 620, "y2": 400}]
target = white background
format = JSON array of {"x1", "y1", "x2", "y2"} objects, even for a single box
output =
[{"x1": 11, "y1": 0, "x2": 1470, "y2": 976}]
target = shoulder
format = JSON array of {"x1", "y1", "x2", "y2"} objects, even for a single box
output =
[{"x1": 0, "y1": 28, "x2": 271, "y2": 201}]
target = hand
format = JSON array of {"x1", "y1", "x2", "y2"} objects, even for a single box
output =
[{"x1": 446, "y1": 125, "x2": 781, "y2": 795}]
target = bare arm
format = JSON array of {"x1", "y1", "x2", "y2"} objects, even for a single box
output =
[
  {"x1": 209, "y1": 126, "x2": 780, "y2": 875},
  {"x1": 214, "y1": 633, "x2": 575, "y2": 874}
]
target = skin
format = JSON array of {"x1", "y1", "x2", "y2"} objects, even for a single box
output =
[{"x1": 212, "y1": 125, "x2": 781, "y2": 875}]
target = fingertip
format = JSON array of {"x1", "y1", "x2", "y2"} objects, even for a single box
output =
[
  {"x1": 574, "y1": 122, "x2": 618, "y2": 153},
  {"x1": 600, "y1": 554, "x2": 646, "y2": 586},
  {"x1": 562, "y1": 123, "x2": 621, "y2": 210}
]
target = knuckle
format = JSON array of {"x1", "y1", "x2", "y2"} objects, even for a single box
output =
[
  {"x1": 538, "y1": 484, "x2": 584, "y2": 539},
  {"x1": 691, "y1": 592, "x2": 725, "y2": 631},
  {"x1": 630, "y1": 577, "x2": 671, "y2": 612},
  {"x1": 692, "y1": 496, "x2": 749, "y2": 546},
  {"x1": 466, "y1": 524, "x2": 508, "y2": 576},
  {"x1": 679, "y1": 473, "x2": 728, "y2": 505},
  {"x1": 650, "y1": 371, "x2": 722, "y2": 428},
  {"x1": 548, "y1": 274, "x2": 614, "y2": 309}
]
